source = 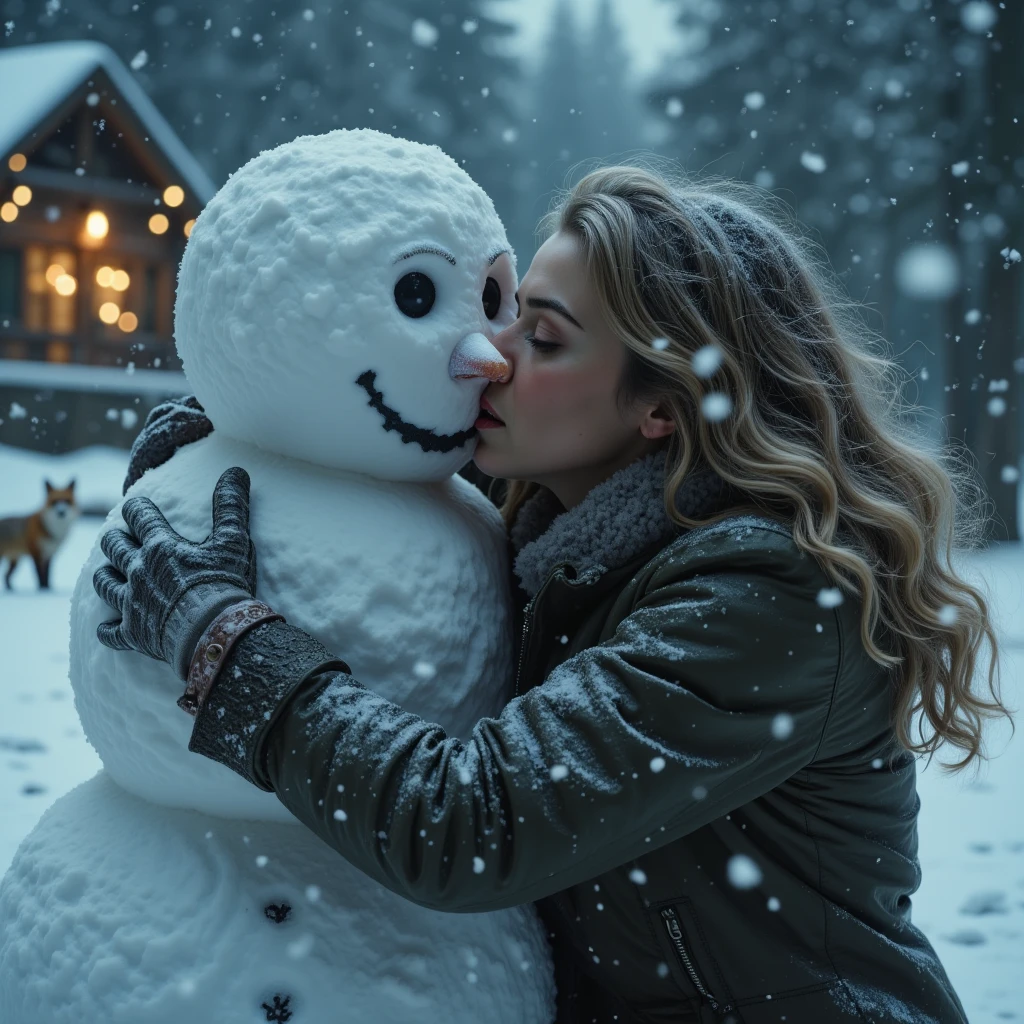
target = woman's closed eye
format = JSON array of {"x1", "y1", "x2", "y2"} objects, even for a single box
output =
[{"x1": 526, "y1": 333, "x2": 560, "y2": 354}]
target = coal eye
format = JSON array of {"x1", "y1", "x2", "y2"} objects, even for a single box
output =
[
  {"x1": 482, "y1": 276, "x2": 501, "y2": 320},
  {"x1": 394, "y1": 272, "x2": 436, "y2": 318}
]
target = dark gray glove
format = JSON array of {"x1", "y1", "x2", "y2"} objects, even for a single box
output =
[
  {"x1": 94, "y1": 467, "x2": 258, "y2": 680},
  {"x1": 123, "y1": 395, "x2": 214, "y2": 496}
]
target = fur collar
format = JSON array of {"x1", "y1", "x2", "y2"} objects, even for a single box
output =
[{"x1": 510, "y1": 451, "x2": 736, "y2": 598}]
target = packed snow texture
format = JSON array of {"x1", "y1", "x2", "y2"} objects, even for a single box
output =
[
  {"x1": 70, "y1": 435, "x2": 515, "y2": 820},
  {"x1": 0, "y1": 772, "x2": 553, "y2": 1024},
  {"x1": 1, "y1": 128, "x2": 553, "y2": 1021},
  {"x1": 174, "y1": 128, "x2": 518, "y2": 482}
]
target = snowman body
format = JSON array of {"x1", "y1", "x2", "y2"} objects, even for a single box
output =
[
  {"x1": 0, "y1": 437, "x2": 554, "y2": 1024},
  {"x1": 0, "y1": 129, "x2": 555, "y2": 1022}
]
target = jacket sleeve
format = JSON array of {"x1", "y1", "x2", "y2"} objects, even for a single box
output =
[{"x1": 189, "y1": 553, "x2": 840, "y2": 913}]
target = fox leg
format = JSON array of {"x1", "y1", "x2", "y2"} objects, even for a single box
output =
[
  {"x1": 3, "y1": 557, "x2": 17, "y2": 589},
  {"x1": 33, "y1": 557, "x2": 51, "y2": 590}
]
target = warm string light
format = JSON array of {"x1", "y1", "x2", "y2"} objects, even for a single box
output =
[
  {"x1": 12, "y1": 185, "x2": 32, "y2": 206},
  {"x1": 7, "y1": 153, "x2": 26, "y2": 172},
  {"x1": 85, "y1": 210, "x2": 109, "y2": 239},
  {"x1": 148, "y1": 213, "x2": 169, "y2": 235},
  {"x1": 163, "y1": 185, "x2": 184, "y2": 207},
  {"x1": 1, "y1": 202, "x2": 17, "y2": 223},
  {"x1": 98, "y1": 302, "x2": 120, "y2": 324}
]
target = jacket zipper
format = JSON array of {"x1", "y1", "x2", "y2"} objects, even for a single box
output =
[
  {"x1": 660, "y1": 906, "x2": 719, "y2": 1011},
  {"x1": 513, "y1": 597, "x2": 534, "y2": 698}
]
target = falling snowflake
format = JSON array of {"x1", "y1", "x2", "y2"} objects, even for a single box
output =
[
  {"x1": 413, "y1": 660, "x2": 436, "y2": 680},
  {"x1": 767, "y1": 896, "x2": 781, "y2": 912},
  {"x1": 549, "y1": 764, "x2": 569, "y2": 781},
  {"x1": 817, "y1": 587, "x2": 844, "y2": 608},
  {"x1": 462, "y1": 19, "x2": 478, "y2": 33},
  {"x1": 744, "y1": 91, "x2": 765, "y2": 110},
  {"x1": 938, "y1": 605, "x2": 959, "y2": 626},
  {"x1": 952, "y1": 160, "x2": 970, "y2": 178},
  {"x1": 960, "y1": 1, "x2": 998, "y2": 34},
  {"x1": 129, "y1": 50, "x2": 148, "y2": 70},
  {"x1": 987, "y1": 397, "x2": 1007, "y2": 417},
  {"x1": 692, "y1": 344, "x2": 724, "y2": 378},
  {"x1": 333, "y1": 808, "x2": 347, "y2": 822},
  {"x1": 666, "y1": 97, "x2": 684, "y2": 118},
  {"x1": 800, "y1": 151, "x2": 827, "y2": 174},
  {"x1": 771, "y1": 713, "x2": 794, "y2": 740},
  {"x1": 629, "y1": 868, "x2": 648, "y2": 885},
  {"x1": 649, "y1": 756, "x2": 666, "y2": 773},
  {"x1": 1001, "y1": 466, "x2": 1020, "y2": 484},
  {"x1": 651, "y1": 337, "x2": 670, "y2": 351},
  {"x1": 473, "y1": 856, "x2": 486, "y2": 874},
  {"x1": 726, "y1": 854, "x2": 763, "y2": 889},
  {"x1": 702, "y1": 393, "x2": 732, "y2": 422},
  {"x1": 411, "y1": 18, "x2": 439, "y2": 47},
  {"x1": 895, "y1": 244, "x2": 960, "y2": 300}
]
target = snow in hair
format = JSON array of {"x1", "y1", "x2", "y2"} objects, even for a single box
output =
[{"x1": 507, "y1": 164, "x2": 1008, "y2": 771}]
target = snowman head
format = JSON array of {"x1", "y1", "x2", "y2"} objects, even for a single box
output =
[{"x1": 174, "y1": 129, "x2": 517, "y2": 481}]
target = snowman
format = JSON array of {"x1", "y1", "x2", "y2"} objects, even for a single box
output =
[{"x1": 0, "y1": 130, "x2": 555, "y2": 1023}]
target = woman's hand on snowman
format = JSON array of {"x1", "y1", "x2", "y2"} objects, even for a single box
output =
[{"x1": 93, "y1": 467, "x2": 259, "y2": 680}]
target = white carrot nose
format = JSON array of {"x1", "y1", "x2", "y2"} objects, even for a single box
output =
[{"x1": 448, "y1": 332, "x2": 510, "y2": 383}]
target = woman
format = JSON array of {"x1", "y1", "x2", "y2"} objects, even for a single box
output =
[{"x1": 95, "y1": 166, "x2": 1007, "y2": 1023}]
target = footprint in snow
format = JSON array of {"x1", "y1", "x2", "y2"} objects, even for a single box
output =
[{"x1": 959, "y1": 890, "x2": 1008, "y2": 916}]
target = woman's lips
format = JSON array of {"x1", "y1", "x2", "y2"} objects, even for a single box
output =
[{"x1": 476, "y1": 397, "x2": 505, "y2": 430}]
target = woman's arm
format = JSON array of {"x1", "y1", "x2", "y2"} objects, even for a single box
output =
[{"x1": 189, "y1": 553, "x2": 840, "y2": 914}]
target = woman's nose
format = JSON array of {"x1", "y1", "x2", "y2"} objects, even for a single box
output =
[{"x1": 448, "y1": 332, "x2": 510, "y2": 382}]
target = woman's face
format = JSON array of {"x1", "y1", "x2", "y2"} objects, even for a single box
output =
[{"x1": 472, "y1": 230, "x2": 672, "y2": 507}]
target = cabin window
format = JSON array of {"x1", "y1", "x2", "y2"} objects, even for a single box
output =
[{"x1": 24, "y1": 245, "x2": 77, "y2": 336}]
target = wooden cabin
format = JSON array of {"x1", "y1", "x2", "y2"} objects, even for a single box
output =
[{"x1": 0, "y1": 41, "x2": 214, "y2": 374}]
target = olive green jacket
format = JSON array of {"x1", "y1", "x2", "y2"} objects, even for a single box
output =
[{"x1": 190, "y1": 455, "x2": 965, "y2": 1024}]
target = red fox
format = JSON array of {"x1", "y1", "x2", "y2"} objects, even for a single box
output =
[{"x1": 0, "y1": 480, "x2": 80, "y2": 590}]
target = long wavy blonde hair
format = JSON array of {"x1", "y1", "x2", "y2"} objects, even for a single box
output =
[{"x1": 502, "y1": 165, "x2": 1009, "y2": 771}]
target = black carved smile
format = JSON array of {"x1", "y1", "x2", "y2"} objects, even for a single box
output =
[{"x1": 356, "y1": 370, "x2": 476, "y2": 454}]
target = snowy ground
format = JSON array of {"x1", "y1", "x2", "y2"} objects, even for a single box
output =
[{"x1": 1, "y1": 443, "x2": 1021, "y2": 1020}]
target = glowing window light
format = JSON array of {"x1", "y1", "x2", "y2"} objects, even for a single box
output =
[
  {"x1": 183, "y1": 218, "x2": 196, "y2": 238},
  {"x1": 148, "y1": 213, "x2": 169, "y2": 235},
  {"x1": 8, "y1": 153, "x2": 26, "y2": 172},
  {"x1": 1, "y1": 202, "x2": 17, "y2": 223},
  {"x1": 54, "y1": 274, "x2": 77, "y2": 296},
  {"x1": 163, "y1": 185, "x2": 185, "y2": 208},
  {"x1": 95, "y1": 266, "x2": 114, "y2": 288},
  {"x1": 86, "y1": 211, "x2": 109, "y2": 239},
  {"x1": 118, "y1": 311, "x2": 139, "y2": 332},
  {"x1": 98, "y1": 301, "x2": 121, "y2": 324},
  {"x1": 46, "y1": 263, "x2": 66, "y2": 286},
  {"x1": 111, "y1": 269, "x2": 130, "y2": 291},
  {"x1": 12, "y1": 185, "x2": 32, "y2": 206}
]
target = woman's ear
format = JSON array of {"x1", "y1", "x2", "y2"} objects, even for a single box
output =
[{"x1": 638, "y1": 404, "x2": 675, "y2": 440}]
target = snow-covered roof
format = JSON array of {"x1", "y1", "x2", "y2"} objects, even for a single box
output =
[
  {"x1": 0, "y1": 41, "x2": 215, "y2": 204},
  {"x1": 0, "y1": 359, "x2": 188, "y2": 396}
]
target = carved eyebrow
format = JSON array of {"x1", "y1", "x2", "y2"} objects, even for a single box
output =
[
  {"x1": 487, "y1": 247, "x2": 511, "y2": 266},
  {"x1": 393, "y1": 245, "x2": 457, "y2": 266}
]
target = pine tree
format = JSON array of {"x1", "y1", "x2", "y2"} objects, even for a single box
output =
[{"x1": 588, "y1": 0, "x2": 643, "y2": 160}]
